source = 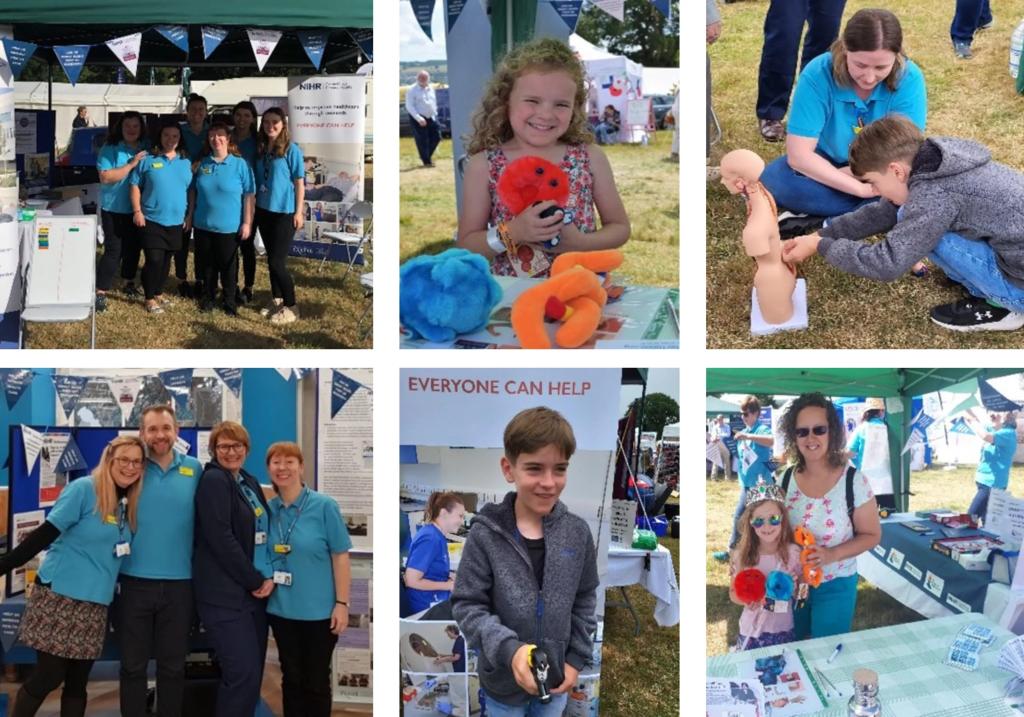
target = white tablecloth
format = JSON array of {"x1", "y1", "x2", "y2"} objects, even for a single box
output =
[{"x1": 606, "y1": 544, "x2": 679, "y2": 627}]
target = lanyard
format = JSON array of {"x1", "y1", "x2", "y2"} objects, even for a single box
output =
[
  {"x1": 274, "y1": 488, "x2": 310, "y2": 547},
  {"x1": 116, "y1": 497, "x2": 131, "y2": 543},
  {"x1": 236, "y1": 475, "x2": 265, "y2": 517}
]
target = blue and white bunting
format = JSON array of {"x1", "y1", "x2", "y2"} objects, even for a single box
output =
[
  {"x1": 411, "y1": 0, "x2": 437, "y2": 40},
  {"x1": 1, "y1": 39, "x2": 38, "y2": 79},
  {"x1": 979, "y1": 378, "x2": 1023, "y2": 412},
  {"x1": 214, "y1": 368, "x2": 242, "y2": 399},
  {"x1": 447, "y1": 0, "x2": 467, "y2": 34},
  {"x1": 158, "y1": 368, "x2": 194, "y2": 416},
  {"x1": 0, "y1": 369, "x2": 32, "y2": 410},
  {"x1": 950, "y1": 417, "x2": 975, "y2": 436},
  {"x1": 106, "y1": 32, "x2": 142, "y2": 77},
  {"x1": 349, "y1": 29, "x2": 373, "y2": 61},
  {"x1": 54, "y1": 45, "x2": 90, "y2": 86},
  {"x1": 332, "y1": 370, "x2": 363, "y2": 419},
  {"x1": 292, "y1": 368, "x2": 313, "y2": 381},
  {"x1": 52, "y1": 375, "x2": 90, "y2": 419},
  {"x1": 296, "y1": 30, "x2": 329, "y2": 71},
  {"x1": 201, "y1": 26, "x2": 228, "y2": 60},
  {"x1": 246, "y1": 29, "x2": 281, "y2": 72},
  {"x1": 650, "y1": 0, "x2": 670, "y2": 18},
  {"x1": 56, "y1": 434, "x2": 88, "y2": 474},
  {"x1": 155, "y1": 25, "x2": 189, "y2": 54},
  {"x1": 551, "y1": 1, "x2": 585, "y2": 31}
]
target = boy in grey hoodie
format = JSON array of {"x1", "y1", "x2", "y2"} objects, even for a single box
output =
[
  {"x1": 451, "y1": 407, "x2": 598, "y2": 716},
  {"x1": 783, "y1": 114, "x2": 1024, "y2": 331}
]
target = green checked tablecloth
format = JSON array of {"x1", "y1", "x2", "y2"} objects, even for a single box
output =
[{"x1": 707, "y1": 613, "x2": 1019, "y2": 716}]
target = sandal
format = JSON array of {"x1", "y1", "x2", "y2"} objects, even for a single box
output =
[{"x1": 759, "y1": 118, "x2": 786, "y2": 142}]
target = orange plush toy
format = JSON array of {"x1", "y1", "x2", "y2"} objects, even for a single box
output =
[
  {"x1": 794, "y1": 526, "x2": 823, "y2": 588},
  {"x1": 511, "y1": 250, "x2": 623, "y2": 349}
]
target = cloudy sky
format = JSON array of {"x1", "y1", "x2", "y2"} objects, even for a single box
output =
[{"x1": 400, "y1": 1, "x2": 447, "y2": 62}]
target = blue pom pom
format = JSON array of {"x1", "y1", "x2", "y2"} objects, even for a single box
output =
[
  {"x1": 399, "y1": 249, "x2": 503, "y2": 343},
  {"x1": 765, "y1": 570, "x2": 794, "y2": 601}
]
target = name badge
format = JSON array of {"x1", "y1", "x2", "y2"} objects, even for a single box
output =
[
  {"x1": 202, "y1": 167, "x2": 212, "y2": 174},
  {"x1": 273, "y1": 570, "x2": 292, "y2": 586},
  {"x1": 254, "y1": 506, "x2": 264, "y2": 517},
  {"x1": 104, "y1": 514, "x2": 118, "y2": 525},
  {"x1": 180, "y1": 466, "x2": 194, "y2": 476},
  {"x1": 274, "y1": 543, "x2": 291, "y2": 554},
  {"x1": 115, "y1": 542, "x2": 131, "y2": 557},
  {"x1": 255, "y1": 531, "x2": 267, "y2": 545},
  {"x1": 152, "y1": 162, "x2": 164, "y2": 169}
]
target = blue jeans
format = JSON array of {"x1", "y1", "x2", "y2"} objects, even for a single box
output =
[
  {"x1": 761, "y1": 154, "x2": 875, "y2": 217},
  {"x1": 484, "y1": 692, "x2": 569, "y2": 716},
  {"x1": 928, "y1": 232, "x2": 1024, "y2": 313},
  {"x1": 794, "y1": 573, "x2": 858, "y2": 639},
  {"x1": 729, "y1": 483, "x2": 749, "y2": 549},
  {"x1": 968, "y1": 482, "x2": 991, "y2": 520},
  {"x1": 756, "y1": 0, "x2": 847, "y2": 120},
  {"x1": 595, "y1": 122, "x2": 618, "y2": 145},
  {"x1": 951, "y1": 0, "x2": 992, "y2": 43}
]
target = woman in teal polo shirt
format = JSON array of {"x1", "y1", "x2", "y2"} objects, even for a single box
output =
[
  {"x1": 404, "y1": 491, "x2": 464, "y2": 614},
  {"x1": 0, "y1": 435, "x2": 144, "y2": 717},
  {"x1": 761, "y1": 8, "x2": 927, "y2": 222},
  {"x1": 187, "y1": 122, "x2": 256, "y2": 316},
  {"x1": 232, "y1": 101, "x2": 260, "y2": 306},
  {"x1": 964, "y1": 409, "x2": 1019, "y2": 520},
  {"x1": 95, "y1": 112, "x2": 149, "y2": 312},
  {"x1": 266, "y1": 442, "x2": 351, "y2": 717},
  {"x1": 129, "y1": 121, "x2": 195, "y2": 315},
  {"x1": 254, "y1": 107, "x2": 305, "y2": 325}
]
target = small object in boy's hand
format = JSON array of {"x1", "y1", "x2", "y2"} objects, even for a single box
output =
[{"x1": 911, "y1": 261, "x2": 928, "y2": 278}]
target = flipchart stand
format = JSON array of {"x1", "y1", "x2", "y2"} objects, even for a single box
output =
[{"x1": 19, "y1": 215, "x2": 97, "y2": 349}]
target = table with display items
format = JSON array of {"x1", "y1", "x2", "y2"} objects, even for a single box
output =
[{"x1": 605, "y1": 544, "x2": 679, "y2": 635}]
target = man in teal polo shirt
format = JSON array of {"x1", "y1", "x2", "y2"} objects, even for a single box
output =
[
  {"x1": 964, "y1": 408, "x2": 1019, "y2": 522},
  {"x1": 176, "y1": 92, "x2": 210, "y2": 298},
  {"x1": 117, "y1": 404, "x2": 202, "y2": 717}
]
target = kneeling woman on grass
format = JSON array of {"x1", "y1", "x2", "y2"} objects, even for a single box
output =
[
  {"x1": 779, "y1": 392, "x2": 880, "y2": 639},
  {"x1": 130, "y1": 120, "x2": 195, "y2": 315}
]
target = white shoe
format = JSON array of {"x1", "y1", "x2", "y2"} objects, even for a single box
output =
[
  {"x1": 260, "y1": 299, "x2": 284, "y2": 318},
  {"x1": 270, "y1": 306, "x2": 298, "y2": 325}
]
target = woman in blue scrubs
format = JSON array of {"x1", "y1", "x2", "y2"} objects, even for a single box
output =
[
  {"x1": 255, "y1": 108, "x2": 305, "y2": 325},
  {"x1": 231, "y1": 101, "x2": 260, "y2": 306},
  {"x1": 187, "y1": 122, "x2": 256, "y2": 316},
  {"x1": 129, "y1": 121, "x2": 195, "y2": 315},
  {"x1": 266, "y1": 442, "x2": 351, "y2": 717},
  {"x1": 95, "y1": 112, "x2": 149, "y2": 311},
  {"x1": 0, "y1": 436, "x2": 145, "y2": 717},
  {"x1": 193, "y1": 421, "x2": 272, "y2": 717},
  {"x1": 760, "y1": 8, "x2": 927, "y2": 222},
  {"x1": 404, "y1": 492, "x2": 465, "y2": 614},
  {"x1": 963, "y1": 409, "x2": 1019, "y2": 520}
]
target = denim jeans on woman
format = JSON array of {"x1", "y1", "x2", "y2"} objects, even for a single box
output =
[{"x1": 760, "y1": 154, "x2": 875, "y2": 218}]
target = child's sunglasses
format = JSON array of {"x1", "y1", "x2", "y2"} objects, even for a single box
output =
[
  {"x1": 750, "y1": 515, "x2": 783, "y2": 528},
  {"x1": 795, "y1": 425, "x2": 829, "y2": 438}
]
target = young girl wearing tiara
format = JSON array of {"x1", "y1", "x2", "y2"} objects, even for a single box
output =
[
  {"x1": 729, "y1": 481, "x2": 801, "y2": 650},
  {"x1": 458, "y1": 38, "x2": 631, "y2": 277}
]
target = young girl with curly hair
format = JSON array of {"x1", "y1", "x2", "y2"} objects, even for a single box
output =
[{"x1": 457, "y1": 38, "x2": 630, "y2": 278}]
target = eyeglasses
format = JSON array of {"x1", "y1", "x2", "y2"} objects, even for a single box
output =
[
  {"x1": 114, "y1": 457, "x2": 143, "y2": 468},
  {"x1": 795, "y1": 425, "x2": 829, "y2": 438},
  {"x1": 216, "y1": 443, "x2": 246, "y2": 454},
  {"x1": 750, "y1": 515, "x2": 783, "y2": 528}
]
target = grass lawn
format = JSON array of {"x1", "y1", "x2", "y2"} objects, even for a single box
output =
[
  {"x1": 603, "y1": 532, "x2": 680, "y2": 716},
  {"x1": 23, "y1": 248, "x2": 372, "y2": 349},
  {"x1": 706, "y1": 0, "x2": 1024, "y2": 348},
  {"x1": 399, "y1": 135, "x2": 679, "y2": 288},
  {"x1": 705, "y1": 466, "x2": 1001, "y2": 657}
]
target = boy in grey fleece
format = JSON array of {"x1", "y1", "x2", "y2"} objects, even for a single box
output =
[
  {"x1": 451, "y1": 407, "x2": 598, "y2": 715},
  {"x1": 783, "y1": 114, "x2": 1024, "y2": 331}
]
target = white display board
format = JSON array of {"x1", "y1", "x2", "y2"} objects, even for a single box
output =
[{"x1": 24, "y1": 216, "x2": 96, "y2": 315}]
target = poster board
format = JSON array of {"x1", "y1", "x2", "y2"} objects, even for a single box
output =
[
  {"x1": 315, "y1": 369, "x2": 373, "y2": 705},
  {"x1": 7, "y1": 424, "x2": 202, "y2": 598},
  {"x1": 13, "y1": 110, "x2": 55, "y2": 195},
  {"x1": 625, "y1": 98, "x2": 652, "y2": 131},
  {"x1": 23, "y1": 216, "x2": 97, "y2": 319}
]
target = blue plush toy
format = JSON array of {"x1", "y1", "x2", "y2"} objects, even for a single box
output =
[{"x1": 400, "y1": 249, "x2": 503, "y2": 343}]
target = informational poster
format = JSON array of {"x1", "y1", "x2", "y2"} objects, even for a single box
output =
[
  {"x1": 11, "y1": 510, "x2": 45, "y2": 594},
  {"x1": 13, "y1": 112, "x2": 35, "y2": 153},
  {"x1": 317, "y1": 369, "x2": 373, "y2": 552},
  {"x1": 988, "y1": 489, "x2": 1024, "y2": 548},
  {"x1": 38, "y1": 433, "x2": 70, "y2": 506},
  {"x1": 334, "y1": 555, "x2": 373, "y2": 703},
  {"x1": 0, "y1": 29, "x2": 19, "y2": 335},
  {"x1": 288, "y1": 75, "x2": 367, "y2": 261},
  {"x1": 610, "y1": 499, "x2": 637, "y2": 545}
]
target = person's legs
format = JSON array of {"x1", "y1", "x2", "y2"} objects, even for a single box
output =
[
  {"x1": 756, "y1": 0, "x2": 807, "y2": 121},
  {"x1": 264, "y1": 213, "x2": 297, "y2": 308},
  {"x1": 481, "y1": 695, "x2": 529, "y2": 717},
  {"x1": 117, "y1": 578, "x2": 157, "y2": 717},
  {"x1": 269, "y1": 615, "x2": 305, "y2": 717},
  {"x1": 297, "y1": 619, "x2": 336, "y2": 717},
  {"x1": 968, "y1": 482, "x2": 991, "y2": 520},
  {"x1": 216, "y1": 235, "x2": 241, "y2": 310},
  {"x1": 141, "y1": 248, "x2": 167, "y2": 302},
  {"x1": 760, "y1": 155, "x2": 871, "y2": 217},
  {"x1": 238, "y1": 237, "x2": 256, "y2": 295},
  {"x1": 15, "y1": 650, "x2": 70, "y2": 717},
  {"x1": 120, "y1": 217, "x2": 143, "y2": 289},
  {"x1": 96, "y1": 211, "x2": 126, "y2": 293},
  {"x1": 196, "y1": 603, "x2": 264, "y2": 717},
  {"x1": 59, "y1": 658, "x2": 94, "y2": 717},
  {"x1": 808, "y1": 574, "x2": 859, "y2": 638},
  {"x1": 527, "y1": 694, "x2": 569, "y2": 717},
  {"x1": 951, "y1": 0, "x2": 986, "y2": 43},
  {"x1": 410, "y1": 119, "x2": 432, "y2": 165},
  {"x1": 801, "y1": 0, "x2": 847, "y2": 72},
  {"x1": 928, "y1": 233, "x2": 1024, "y2": 313},
  {"x1": 152, "y1": 579, "x2": 192, "y2": 717},
  {"x1": 427, "y1": 118, "x2": 441, "y2": 159},
  {"x1": 979, "y1": 0, "x2": 993, "y2": 26},
  {"x1": 255, "y1": 209, "x2": 282, "y2": 300},
  {"x1": 728, "y1": 484, "x2": 749, "y2": 550}
]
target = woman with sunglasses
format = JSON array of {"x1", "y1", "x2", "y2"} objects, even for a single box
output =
[
  {"x1": 721, "y1": 396, "x2": 778, "y2": 557},
  {"x1": 778, "y1": 392, "x2": 880, "y2": 639},
  {"x1": 0, "y1": 436, "x2": 145, "y2": 717},
  {"x1": 193, "y1": 421, "x2": 273, "y2": 717},
  {"x1": 962, "y1": 408, "x2": 1019, "y2": 522}
]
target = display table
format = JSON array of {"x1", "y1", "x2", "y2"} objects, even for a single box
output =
[
  {"x1": 857, "y1": 512, "x2": 1010, "y2": 621},
  {"x1": 401, "y1": 277, "x2": 679, "y2": 349},
  {"x1": 708, "y1": 613, "x2": 1018, "y2": 716},
  {"x1": 606, "y1": 544, "x2": 679, "y2": 629}
]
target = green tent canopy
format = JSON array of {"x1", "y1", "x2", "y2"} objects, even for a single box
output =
[{"x1": 706, "y1": 368, "x2": 1024, "y2": 511}]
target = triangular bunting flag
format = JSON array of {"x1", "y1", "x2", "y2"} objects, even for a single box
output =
[
  {"x1": 155, "y1": 25, "x2": 189, "y2": 54},
  {"x1": 21, "y1": 426, "x2": 43, "y2": 472},
  {"x1": 275, "y1": 369, "x2": 293, "y2": 382},
  {"x1": 979, "y1": 378, "x2": 1023, "y2": 412},
  {"x1": 0, "y1": 369, "x2": 33, "y2": 410},
  {"x1": 1, "y1": 39, "x2": 37, "y2": 79},
  {"x1": 551, "y1": 1, "x2": 585, "y2": 31},
  {"x1": 158, "y1": 368, "x2": 194, "y2": 417},
  {"x1": 950, "y1": 417, "x2": 974, "y2": 435},
  {"x1": 56, "y1": 434, "x2": 88, "y2": 474},
  {"x1": 214, "y1": 368, "x2": 243, "y2": 399},
  {"x1": 292, "y1": 368, "x2": 312, "y2": 381},
  {"x1": 107, "y1": 378, "x2": 142, "y2": 425},
  {"x1": 53, "y1": 45, "x2": 90, "y2": 86},
  {"x1": 202, "y1": 26, "x2": 228, "y2": 59},
  {"x1": 332, "y1": 370, "x2": 362, "y2": 418},
  {"x1": 296, "y1": 30, "x2": 329, "y2": 71},
  {"x1": 447, "y1": 0, "x2": 468, "y2": 34},
  {"x1": 592, "y1": 0, "x2": 625, "y2": 21},
  {"x1": 106, "y1": 32, "x2": 142, "y2": 77},
  {"x1": 174, "y1": 436, "x2": 191, "y2": 455},
  {"x1": 650, "y1": 0, "x2": 670, "y2": 18},
  {"x1": 52, "y1": 375, "x2": 90, "y2": 419},
  {"x1": 411, "y1": 0, "x2": 437, "y2": 40},
  {"x1": 246, "y1": 29, "x2": 281, "y2": 72},
  {"x1": 349, "y1": 29, "x2": 373, "y2": 61}
]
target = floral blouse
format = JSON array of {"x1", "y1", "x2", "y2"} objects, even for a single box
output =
[
  {"x1": 784, "y1": 468, "x2": 874, "y2": 581},
  {"x1": 486, "y1": 143, "x2": 598, "y2": 278}
]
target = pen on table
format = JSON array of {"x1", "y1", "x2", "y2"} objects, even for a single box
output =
[{"x1": 827, "y1": 643, "x2": 843, "y2": 663}]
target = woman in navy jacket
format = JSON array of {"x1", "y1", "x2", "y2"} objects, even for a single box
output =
[{"x1": 193, "y1": 421, "x2": 273, "y2": 717}]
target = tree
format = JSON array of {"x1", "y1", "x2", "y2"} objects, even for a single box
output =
[
  {"x1": 575, "y1": 0, "x2": 680, "y2": 68},
  {"x1": 625, "y1": 393, "x2": 679, "y2": 439}
]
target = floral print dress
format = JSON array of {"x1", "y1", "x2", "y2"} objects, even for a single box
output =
[
  {"x1": 784, "y1": 468, "x2": 874, "y2": 582},
  {"x1": 486, "y1": 143, "x2": 598, "y2": 278}
]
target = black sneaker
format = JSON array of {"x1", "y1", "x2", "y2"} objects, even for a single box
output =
[
  {"x1": 121, "y1": 282, "x2": 141, "y2": 298},
  {"x1": 95, "y1": 293, "x2": 108, "y2": 312},
  {"x1": 222, "y1": 304, "x2": 239, "y2": 317},
  {"x1": 178, "y1": 281, "x2": 192, "y2": 298},
  {"x1": 778, "y1": 211, "x2": 826, "y2": 239},
  {"x1": 242, "y1": 286, "x2": 254, "y2": 305},
  {"x1": 199, "y1": 298, "x2": 214, "y2": 313},
  {"x1": 929, "y1": 297, "x2": 1024, "y2": 332}
]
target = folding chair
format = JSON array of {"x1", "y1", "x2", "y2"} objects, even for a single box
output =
[{"x1": 320, "y1": 201, "x2": 373, "y2": 287}]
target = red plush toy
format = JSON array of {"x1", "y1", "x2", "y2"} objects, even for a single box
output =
[
  {"x1": 496, "y1": 156, "x2": 570, "y2": 216},
  {"x1": 733, "y1": 568, "x2": 767, "y2": 605}
]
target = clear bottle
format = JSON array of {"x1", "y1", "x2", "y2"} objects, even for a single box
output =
[{"x1": 847, "y1": 668, "x2": 881, "y2": 716}]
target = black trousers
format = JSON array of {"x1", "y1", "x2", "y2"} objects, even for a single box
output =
[
  {"x1": 254, "y1": 207, "x2": 296, "y2": 307},
  {"x1": 196, "y1": 229, "x2": 240, "y2": 307},
  {"x1": 196, "y1": 602, "x2": 267, "y2": 717},
  {"x1": 116, "y1": 577, "x2": 193, "y2": 717},
  {"x1": 268, "y1": 614, "x2": 336, "y2": 717},
  {"x1": 97, "y1": 211, "x2": 141, "y2": 291},
  {"x1": 173, "y1": 230, "x2": 204, "y2": 285},
  {"x1": 410, "y1": 116, "x2": 441, "y2": 165},
  {"x1": 237, "y1": 238, "x2": 256, "y2": 291},
  {"x1": 14, "y1": 650, "x2": 92, "y2": 717}
]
